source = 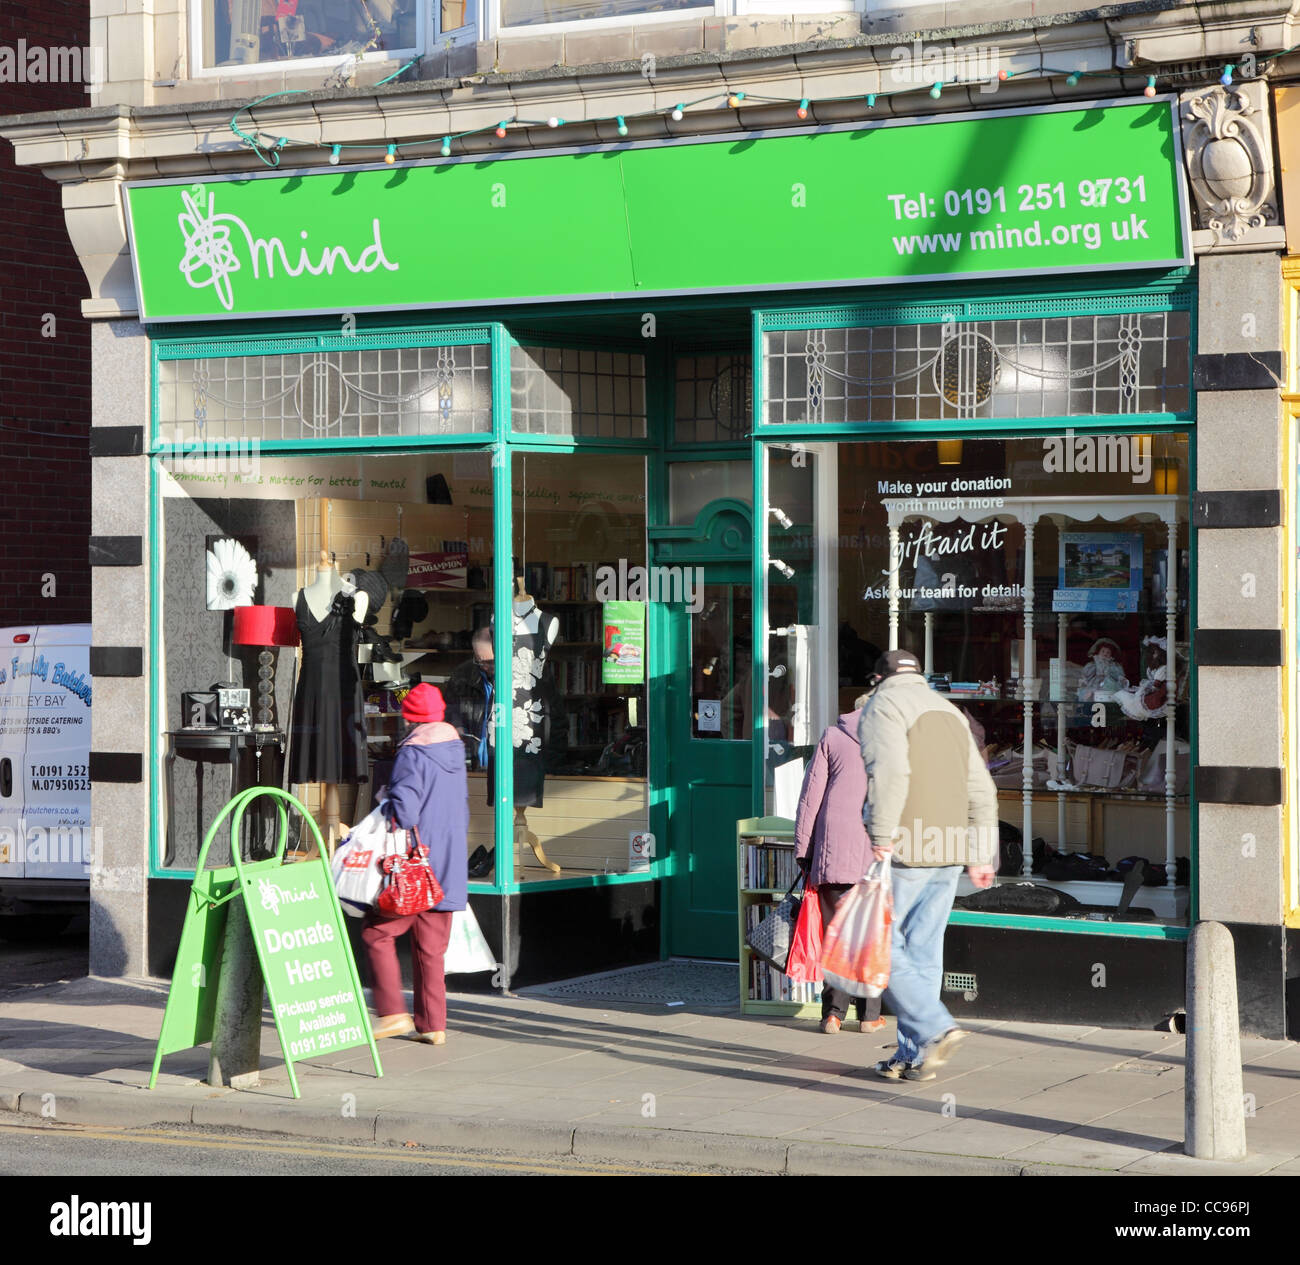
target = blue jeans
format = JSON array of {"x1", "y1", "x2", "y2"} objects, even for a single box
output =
[{"x1": 882, "y1": 864, "x2": 961, "y2": 1065}]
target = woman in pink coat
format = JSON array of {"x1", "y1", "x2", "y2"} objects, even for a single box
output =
[{"x1": 794, "y1": 700, "x2": 884, "y2": 1034}]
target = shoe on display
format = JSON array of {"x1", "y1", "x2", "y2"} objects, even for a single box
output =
[{"x1": 467, "y1": 845, "x2": 494, "y2": 879}]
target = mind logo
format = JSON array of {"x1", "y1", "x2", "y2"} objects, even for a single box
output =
[
  {"x1": 177, "y1": 188, "x2": 399, "y2": 312},
  {"x1": 258, "y1": 878, "x2": 282, "y2": 917}
]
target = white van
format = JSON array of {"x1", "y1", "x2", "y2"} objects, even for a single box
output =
[{"x1": 0, "y1": 624, "x2": 93, "y2": 939}]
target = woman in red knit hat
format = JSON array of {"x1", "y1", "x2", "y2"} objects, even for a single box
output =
[{"x1": 362, "y1": 682, "x2": 470, "y2": 1043}]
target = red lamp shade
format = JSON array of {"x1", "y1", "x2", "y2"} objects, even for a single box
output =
[{"x1": 232, "y1": 604, "x2": 299, "y2": 648}]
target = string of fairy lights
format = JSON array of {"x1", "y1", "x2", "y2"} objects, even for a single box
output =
[{"x1": 226, "y1": 49, "x2": 1292, "y2": 170}]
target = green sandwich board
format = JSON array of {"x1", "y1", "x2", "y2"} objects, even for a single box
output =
[{"x1": 149, "y1": 786, "x2": 382, "y2": 1098}]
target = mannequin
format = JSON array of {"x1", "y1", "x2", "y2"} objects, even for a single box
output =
[
  {"x1": 290, "y1": 550, "x2": 369, "y2": 853},
  {"x1": 499, "y1": 571, "x2": 561, "y2": 874}
]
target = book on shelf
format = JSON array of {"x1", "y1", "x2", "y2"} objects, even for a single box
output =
[
  {"x1": 747, "y1": 956, "x2": 820, "y2": 1004},
  {"x1": 743, "y1": 841, "x2": 798, "y2": 889}
]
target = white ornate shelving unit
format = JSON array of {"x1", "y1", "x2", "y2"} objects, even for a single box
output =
[{"x1": 882, "y1": 494, "x2": 1187, "y2": 918}]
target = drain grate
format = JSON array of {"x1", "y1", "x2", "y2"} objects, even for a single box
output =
[{"x1": 943, "y1": 971, "x2": 977, "y2": 995}]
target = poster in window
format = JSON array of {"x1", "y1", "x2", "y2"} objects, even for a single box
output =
[
  {"x1": 602, "y1": 600, "x2": 645, "y2": 684},
  {"x1": 1053, "y1": 532, "x2": 1144, "y2": 613}
]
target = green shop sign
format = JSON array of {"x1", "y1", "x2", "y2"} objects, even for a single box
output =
[{"x1": 124, "y1": 99, "x2": 1189, "y2": 323}]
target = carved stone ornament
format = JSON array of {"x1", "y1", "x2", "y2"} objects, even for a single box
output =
[{"x1": 1180, "y1": 82, "x2": 1278, "y2": 245}]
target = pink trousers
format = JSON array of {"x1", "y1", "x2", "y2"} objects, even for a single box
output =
[{"x1": 361, "y1": 908, "x2": 454, "y2": 1033}]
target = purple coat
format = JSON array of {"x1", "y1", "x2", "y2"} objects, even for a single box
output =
[
  {"x1": 385, "y1": 726, "x2": 469, "y2": 912},
  {"x1": 794, "y1": 710, "x2": 874, "y2": 887}
]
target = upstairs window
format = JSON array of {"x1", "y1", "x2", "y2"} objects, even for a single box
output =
[{"x1": 196, "y1": 0, "x2": 422, "y2": 71}]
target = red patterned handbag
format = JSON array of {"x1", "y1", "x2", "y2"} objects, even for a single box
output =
[{"x1": 375, "y1": 826, "x2": 444, "y2": 916}]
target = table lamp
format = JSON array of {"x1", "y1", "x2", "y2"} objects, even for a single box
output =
[{"x1": 231, "y1": 605, "x2": 299, "y2": 731}]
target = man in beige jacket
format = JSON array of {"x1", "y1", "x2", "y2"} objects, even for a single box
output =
[{"x1": 858, "y1": 649, "x2": 999, "y2": 1080}]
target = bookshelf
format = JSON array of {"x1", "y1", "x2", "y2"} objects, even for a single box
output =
[{"x1": 737, "y1": 815, "x2": 823, "y2": 1018}]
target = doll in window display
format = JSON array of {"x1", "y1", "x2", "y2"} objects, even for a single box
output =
[
  {"x1": 1111, "y1": 636, "x2": 1180, "y2": 721},
  {"x1": 1076, "y1": 637, "x2": 1130, "y2": 703}
]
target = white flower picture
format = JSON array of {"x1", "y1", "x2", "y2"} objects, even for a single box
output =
[{"x1": 206, "y1": 537, "x2": 258, "y2": 610}]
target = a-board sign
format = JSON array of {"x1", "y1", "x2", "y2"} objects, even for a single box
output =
[
  {"x1": 243, "y1": 864, "x2": 371, "y2": 1069},
  {"x1": 149, "y1": 786, "x2": 381, "y2": 1099}
]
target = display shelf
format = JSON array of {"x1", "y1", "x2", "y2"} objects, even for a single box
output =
[
  {"x1": 957, "y1": 872, "x2": 1189, "y2": 920},
  {"x1": 951, "y1": 695, "x2": 1189, "y2": 706},
  {"x1": 996, "y1": 787, "x2": 1190, "y2": 803},
  {"x1": 737, "y1": 816, "x2": 822, "y2": 1017},
  {"x1": 883, "y1": 493, "x2": 1187, "y2": 892},
  {"x1": 964, "y1": 606, "x2": 1186, "y2": 619}
]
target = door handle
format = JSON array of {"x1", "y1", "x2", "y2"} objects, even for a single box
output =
[{"x1": 0, "y1": 757, "x2": 11, "y2": 797}]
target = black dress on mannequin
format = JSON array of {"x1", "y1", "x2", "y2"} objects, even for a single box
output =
[
  {"x1": 288, "y1": 589, "x2": 368, "y2": 785},
  {"x1": 492, "y1": 602, "x2": 559, "y2": 808}
]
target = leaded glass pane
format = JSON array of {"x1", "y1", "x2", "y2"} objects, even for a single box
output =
[
  {"x1": 673, "y1": 354, "x2": 752, "y2": 443},
  {"x1": 510, "y1": 344, "x2": 647, "y2": 437},
  {"x1": 157, "y1": 343, "x2": 492, "y2": 442},
  {"x1": 763, "y1": 311, "x2": 1191, "y2": 425}
]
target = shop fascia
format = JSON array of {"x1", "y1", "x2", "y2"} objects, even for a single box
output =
[{"x1": 123, "y1": 98, "x2": 1191, "y2": 326}]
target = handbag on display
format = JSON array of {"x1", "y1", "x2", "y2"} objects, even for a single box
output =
[
  {"x1": 375, "y1": 825, "x2": 445, "y2": 917},
  {"x1": 745, "y1": 872, "x2": 805, "y2": 973}
]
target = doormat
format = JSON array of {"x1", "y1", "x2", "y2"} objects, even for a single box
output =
[{"x1": 517, "y1": 959, "x2": 736, "y2": 1007}]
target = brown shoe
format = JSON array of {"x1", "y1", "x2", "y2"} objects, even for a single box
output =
[
  {"x1": 819, "y1": 1015, "x2": 842, "y2": 1034},
  {"x1": 372, "y1": 1013, "x2": 415, "y2": 1039},
  {"x1": 858, "y1": 1017, "x2": 888, "y2": 1033},
  {"x1": 414, "y1": 1031, "x2": 446, "y2": 1045}
]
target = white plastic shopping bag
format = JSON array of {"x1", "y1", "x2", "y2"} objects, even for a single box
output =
[
  {"x1": 444, "y1": 903, "x2": 497, "y2": 974},
  {"x1": 330, "y1": 800, "x2": 407, "y2": 916}
]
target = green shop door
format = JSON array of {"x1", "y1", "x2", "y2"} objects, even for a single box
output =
[{"x1": 655, "y1": 503, "x2": 754, "y2": 960}]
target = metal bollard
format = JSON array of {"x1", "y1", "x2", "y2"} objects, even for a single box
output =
[{"x1": 1184, "y1": 921, "x2": 1247, "y2": 1161}]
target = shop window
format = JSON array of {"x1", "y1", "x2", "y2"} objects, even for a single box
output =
[
  {"x1": 508, "y1": 451, "x2": 649, "y2": 880},
  {"x1": 499, "y1": 0, "x2": 706, "y2": 27},
  {"x1": 674, "y1": 354, "x2": 752, "y2": 443},
  {"x1": 667, "y1": 460, "x2": 751, "y2": 526},
  {"x1": 762, "y1": 311, "x2": 1191, "y2": 425},
  {"x1": 763, "y1": 433, "x2": 1191, "y2": 928},
  {"x1": 157, "y1": 343, "x2": 493, "y2": 443},
  {"x1": 156, "y1": 449, "x2": 500, "y2": 881},
  {"x1": 509, "y1": 345, "x2": 646, "y2": 438},
  {"x1": 195, "y1": 0, "x2": 421, "y2": 70}
]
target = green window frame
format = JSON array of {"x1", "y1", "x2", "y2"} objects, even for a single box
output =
[{"x1": 749, "y1": 279, "x2": 1197, "y2": 941}]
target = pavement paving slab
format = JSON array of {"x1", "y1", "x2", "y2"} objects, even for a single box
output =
[{"x1": 2, "y1": 974, "x2": 1297, "y2": 1175}]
